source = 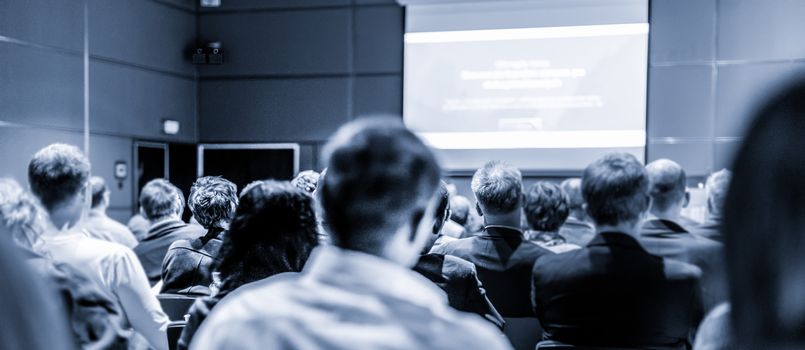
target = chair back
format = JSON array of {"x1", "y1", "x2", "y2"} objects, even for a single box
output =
[
  {"x1": 166, "y1": 321, "x2": 186, "y2": 350},
  {"x1": 158, "y1": 294, "x2": 196, "y2": 321}
]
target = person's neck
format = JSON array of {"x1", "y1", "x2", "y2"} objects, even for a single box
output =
[
  {"x1": 483, "y1": 211, "x2": 522, "y2": 230},
  {"x1": 89, "y1": 206, "x2": 106, "y2": 216},
  {"x1": 568, "y1": 209, "x2": 587, "y2": 222},
  {"x1": 596, "y1": 220, "x2": 641, "y2": 237},
  {"x1": 48, "y1": 208, "x2": 78, "y2": 232},
  {"x1": 150, "y1": 215, "x2": 180, "y2": 225},
  {"x1": 649, "y1": 207, "x2": 682, "y2": 223}
]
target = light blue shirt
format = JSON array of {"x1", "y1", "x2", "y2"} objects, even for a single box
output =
[{"x1": 191, "y1": 245, "x2": 512, "y2": 350}]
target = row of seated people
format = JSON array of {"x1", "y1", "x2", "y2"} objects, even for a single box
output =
[{"x1": 2, "y1": 78, "x2": 805, "y2": 349}]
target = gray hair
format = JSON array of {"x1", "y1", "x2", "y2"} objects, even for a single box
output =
[
  {"x1": 471, "y1": 161, "x2": 523, "y2": 215},
  {"x1": 705, "y1": 169, "x2": 732, "y2": 216},
  {"x1": 0, "y1": 178, "x2": 49, "y2": 254}
]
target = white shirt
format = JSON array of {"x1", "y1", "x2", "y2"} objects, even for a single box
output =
[
  {"x1": 43, "y1": 230, "x2": 169, "y2": 350},
  {"x1": 80, "y1": 209, "x2": 138, "y2": 248},
  {"x1": 191, "y1": 245, "x2": 512, "y2": 350}
]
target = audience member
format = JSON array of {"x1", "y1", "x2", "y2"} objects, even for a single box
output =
[
  {"x1": 161, "y1": 176, "x2": 238, "y2": 295},
  {"x1": 291, "y1": 170, "x2": 320, "y2": 194},
  {"x1": 178, "y1": 180, "x2": 319, "y2": 349},
  {"x1": 641, "y1": 159, "x2": 725, "y2": 309},
  {"x1": 696, "y1": 79, "x2": 805, "y2": 349},
  {"x1": 0, "y1": 177, "x2": 133, "y2": 348},
  {"x1": 432, "y1": 160, "x2": 552, "y2": 317},
  {"x1": 80, "y1": 176, "x2": 138, "y2": 248},
  {"x1": 558, "y1": 178, "x2": 596, "y2": 246},
  {"x1": 691, "y1": 169, "x2": 731, "y2": 243},
  {"x1": 413, "y1": 181, "x2": 504, "y2": 329},
  {"x1": 191, "y1": 117, "x2": 511, "y2": 349},
  {"x1": 531, "y1": 153, "x2": 703, "y2": 349},
  {"x1": 441, "y1": 194, "x2": 470, "y2": 238},
  {"x1": 0, "y1": 224, "x2": 74, "y2": 350},
  {"x1": 29, "y1": 144, "x2": 168, "y2": 350},
  {"x1": 523, "y1": 181, "x2": 580, "y2": 253},
  {"x1": 127, "y1": 212, "x2": 150, "y2": 241},
  {"x1": 134, "y1": 178, "x2": 195, "y2": 285}
]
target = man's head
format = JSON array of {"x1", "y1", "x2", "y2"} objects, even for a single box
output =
[
  {"x1": 471, "y1": 161, "x2": 523, "y2": 225},
  {"x1": 582, "y1": 153, "x2": 650, "y2": 229},
  {"x1": 645, "y1": 159, "x2": 689, "y2": 220},
  {"x1": 90, "y1": 176, "x2": 109, "y2": 210},
  {"x1": 560, "y1": 178, "x2": 587, "y2": 220},
  {"x1": 433, "y1": 181, "x2": 451, "y2": 235},
  {"x1": 449, "y1": 195, "x2": 471, "y2": 226},
  {"x1": 524, "y1": 182, "x2": 570, "y2": 232},
  {"x1": 188, "y1": 176, "x2": 238, "y2": 230},
  {"x1": 28, "y1": 143, "x2": 90, "y2": 228},
  {"x1": 320, "y1": 117, "x2": 440, "y2": 266},
  {"x1": 705, "y1": 169, "x2": 731, "y2": 218},
  {"x1": 139, "y1": 179, "x2": 185, "y2": 223}
]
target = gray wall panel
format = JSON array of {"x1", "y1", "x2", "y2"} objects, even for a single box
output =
[
  {"x1": 199, "y1": 0, "x2": 350, "y2": 12},
  {"x1": 91, "y1": 61, "x2": 196, "y2": 142},
  {"x1": 89, "y1": 0, "x2": 196, "y2": 75},
  {"x1": 0, "y1": 126, "x2": 84, "y2": 187},
  {"x1": 354, "y1": 75, "x2": 402, "y2": 117},
  {"x1": 648, "y1": 65, "x2": 713, "y2": 138},
  {"x1": 354, "y1": 6, "x2": 403, "y2": 73},
  {"x1": 718, "y1": 0, "x2": 805, "y2": 61},
  {"x1": 0, "y1": 0, "x2": 84, "y2": 51},
  {"x1": 0, "y1": 43, "x2": 83, "y2": 130},
  {"x1": 649, "y1": 0, "x2": 715, "y2": 64},
  {"x1": 89, "y1": 134, "x2": 134, "y2": 211},
  {"x1": 198, "y1": 9, "x2": 351, "y2": 76},
  {"x1": 199, "y1": 78, "x2": 350, "y2": 142}
]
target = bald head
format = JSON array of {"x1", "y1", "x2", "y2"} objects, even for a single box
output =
[
  {"x1": 705, "y1": 169, "x2": 731, "y2": 217},
  {"x1": 646, "y1": 159, "x2": 688, "y2": 216}
]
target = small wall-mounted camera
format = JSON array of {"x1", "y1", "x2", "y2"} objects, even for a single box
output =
[{"x1": 191, "y1": 42, "x2": 223, "y2": 65}]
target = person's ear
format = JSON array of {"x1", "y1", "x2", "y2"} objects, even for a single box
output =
[
  {"x1": 476, "y1": 202, "x2": 483, "y2": 217},
  {"x1": 683, "y1": 191, "x2": 690, "y2": 208}
]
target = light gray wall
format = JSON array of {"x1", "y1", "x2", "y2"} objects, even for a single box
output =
[{"x1": 0, "y1": 0, "x2": 197, "y2": 222}]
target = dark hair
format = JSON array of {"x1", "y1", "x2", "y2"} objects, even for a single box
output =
[
  {"x1": 433, "y1": 181, "x2": 450, "y2": 234},
  {"x1": 28, "y1": 144, "x2": 90, "y2": 210},
  {"x1": 582, "y1": 153, "x2": 649, "y2": 227},
  {"x1": 645, "y1": 159, "x2": 687, "y2": 212},
  {"x1": 471, "y1": 161, "x2": 523, "y2": 214},
  {"x1": 139, "y1": 179, "x2": 184, "y2": 221},
  {"x1": 188, "y1": 176, "x2": 238, "y2": 230},
  {"x1": 724, "y1": 78, "x2": 805, "y2": 346},
  {"x1": 89, "y1": 176, "x2": 107, "y2": 208},
  {"x1": 449, "y1": 195, "x2": 471, "y2": 225},
  {"x1": 320, "y1": 117, "x2": 440, "y2": 252},
  {"x1": 215, "y1": 180, "x2": 319, "y2": 290},
  {"x1": 524, "y1": 182, "x2": 570, "y2": 232}
]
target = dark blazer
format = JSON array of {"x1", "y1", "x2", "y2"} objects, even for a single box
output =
[
  {"x1": 161, "y1": 228, "x2": 224, "y2": 296},
  {"x1": 558, "y1": 217, "x2": 596, "y2": 247},
  {"x1": 431, "y1": 225, "x2": 553, "y2": 317},
  {"x1": 640, "y1": 218, "x2": 726, "y2": 310},
  {"x1": 532, "y1": 232, "x2": 704, "y2": 349},
  {"x1": 134, "y1": 219, "x2": 201, "y2": 285},
  {"x1": 414, "y1": 253, "x2": 505, "y2": 329}
]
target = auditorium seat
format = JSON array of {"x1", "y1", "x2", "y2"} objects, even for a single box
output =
[
  {"x1": 503, "y1": 317, "x2": 543, "y2": 350},
  {"x1": 167, "y1": 321, "x2": 186, "y2": 350},
  {"x1": 157, "y1": 294, "x2": 196, "y2": 321}
]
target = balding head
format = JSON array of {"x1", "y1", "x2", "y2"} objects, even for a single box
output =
[
  {"x1": 645, "y1": 159, "x2": 688, "y2": 217},
  {"x1": 560, "y1": 178, "x2": 587, "y2": 220}
]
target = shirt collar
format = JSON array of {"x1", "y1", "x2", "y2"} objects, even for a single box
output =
[
  {"x1": 643, "y1": 218, "x2": 688, "y2": 233},
  {"x1": 587, "y1": 232, "x2": 648, "y2": 253},
  {"x1": 302, "y1": 245, "x2": 449, "y2": 310}
]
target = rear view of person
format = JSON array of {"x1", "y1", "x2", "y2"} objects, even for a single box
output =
[
  {"x1": 191, "y1": 117, "x2": 511, "y2": 350},
  {"x1": 532, "y1": 153, "x2": 703, "y2": 349},
  {"x1": 177, "y1": 180, "x2": 320, "y2": 349},
  {"x1": 558, "y1": 178, "x2": 596, "y2": 246},
  {"x1": 81, "y1": 176, "x2": 138, "y2": 248},
  {"x1": 523, "y1": 181, "x2": 580, "y2": 253},
  {"x1": 161, "y1": 176, "x2": 238, "y2": 295}
]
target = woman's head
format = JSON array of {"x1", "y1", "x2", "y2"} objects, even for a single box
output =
[
  {"x1": 215, "y1": 180, "x2": 319, "y2": 289},
  {"x1": 724, "y1": 78, "x2": 805, "y2": 346},
  {"x1": 0, "y1": 178, "x2": 49, "y2": 254}
]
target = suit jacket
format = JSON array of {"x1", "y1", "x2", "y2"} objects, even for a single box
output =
[
  {"x1": 414, "y1": 253, "x2": 505, "y2": 329},
  {"x1": 558, "y1": 217, "x2": 596, "y2": 247},
  {"x1": 640, "y1": 219, "x2": 726, "y2": 310},
  {"x1": 532, "y1": 232, "x2": 704, "y2": 349},
  {"x1": 134, "y1": 219, "x2": 201, "y2": 285},
  {"x1": 690, "y1": 217, "x2": 723, "y2": 243},
  {"x1": 431, "y1": 225, "x2": 553, "y2": 317},
  {"x1": 161, "y1": 228, "x2": 224, "y2": 296}
]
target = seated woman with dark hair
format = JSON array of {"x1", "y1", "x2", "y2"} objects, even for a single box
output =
[
  {"x1": 523, "y1": 181, "x2": 580, "y2": 253},
  {"x1": 177, "y1": 180, "x2": 320, "y2": 350}
]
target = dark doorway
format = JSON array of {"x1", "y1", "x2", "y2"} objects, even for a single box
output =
[{"x1": 199, "y1": 144, "x2": 299, "y2": 194}]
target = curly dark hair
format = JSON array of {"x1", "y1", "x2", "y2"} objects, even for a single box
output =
[
  {"x1": 524, "y1": 181, "x2": 570, "y2": 232},
  {"x1": 214, "y1": 180, "x2": 319, "y2": 291}
]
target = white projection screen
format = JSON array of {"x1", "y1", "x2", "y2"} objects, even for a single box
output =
[{"x1": 403, "y1": 0, "x2": 649, "y2": 172}]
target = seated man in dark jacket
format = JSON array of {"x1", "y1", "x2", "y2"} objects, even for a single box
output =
[
  {"x1": 414, "y1": 181, "x2": 504, "y2": 329},
  {"x1": 431, "y1": 161, "x2": 552, "y2": 318},
  {"x1": 134, "y1": 179, "x2": 198, "y2": 285},
  {"x1": 532, "y1": 153, "x2": 704, "y2": 350},
  {"x1": 161, "y1": 176, "x2": 238, "y2": 295}
]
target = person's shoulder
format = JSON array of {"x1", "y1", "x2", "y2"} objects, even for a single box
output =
[
  {"x1": 662, "y1": 257, "x2": 704, "y2": 281},
  {"x1": 208, "y1": 272, "x2": 303, "y2": 317},
  {"x1": 438, "y1": 309, "x2": 513, "y2": 349},
  {"x1": 167, "y1": 238, "x2": 194, "y2": 251},
  {"x1": 430, "y1": 236, "x2": 476, "y2": 254}
]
